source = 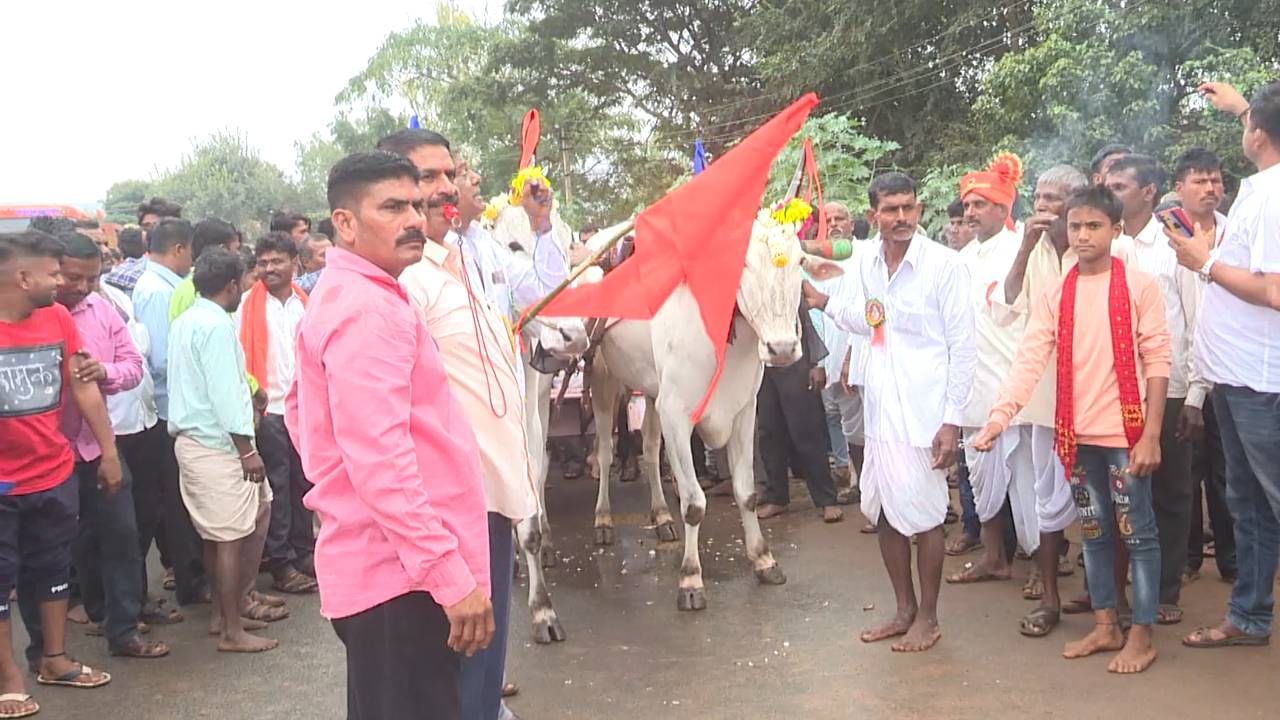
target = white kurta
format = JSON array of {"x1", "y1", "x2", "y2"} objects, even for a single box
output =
[{"x1": 826, "y1": 234, "x2": 976, "y2": 534}]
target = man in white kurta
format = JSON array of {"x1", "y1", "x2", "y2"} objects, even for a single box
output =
[{"x1": 805, "y1": 172, "x2": 975, "y2": 653}]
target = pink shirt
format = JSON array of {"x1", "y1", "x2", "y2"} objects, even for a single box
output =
[
  {"x1": 285, "y1": 247, "x2": 490, "y2": 619},
  {"x1": 60, "y1": 292, "x2": 143, "y2": 462}
]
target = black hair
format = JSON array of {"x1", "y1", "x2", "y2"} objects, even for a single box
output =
[
  {"x1": 1248, "y1": 80, "x2": 1280, "y2": 146},
  {"x1": 327, "y1": 151, "x2": 421, "y2": 212},
  {"x1": 240, "y1": 246, "x2": 257, "y2": 271},
  {"x1": 1090, "y1": 143, "x2": 1131, "y2": 175},
  {"x1": 28, "y1": 216, "x2": 76, "y2": 235},
  {"x1": 148, "y1": 218, "x2": 195, "y2": 255},
  {"x1": 298, "y1": 233, "x2": 329, "y2": 263},
  {"x1": 851, "y1": 218, "x2": 871, "y2": 240},
  {"x1": 946, "y1": 199, "x2": 965, "y2": 219},
  {"x1": 57, "y1": 232, "x2": 101, "y2": 261},
  {"x1": 0, "y1": 230, "x2": 64, "y2": 266},
  {"x1": 192, "y1": 248, "x2": 245, "y2": 298},
  {"x1": 1173, "y1": 147, "x2": 1223, "y2": 182},
  {"x1": 376, "y1": 128, "x2": 451, "y2": 157},
  {"x1": 1107, "y1": 154, "x2": 1165, "y2": 205},
  {"x1": 117, "y1": 227, "x2": 146, "y2": 259},
  {"x1": 316, "y1": 217, "x2": 335, "y2": 238},
  {"x1": 1065, "y1": 185, "x2": 1124, "y2": 225},
  {"x1": 269, "y1": 211, "x2": 311, "y2": 234},
  {"x1": 254, "y1": 231, "x2": 298, "y2": 259},
  {"x1": 136, "y1": 197, "x2": 182, "y2": 223},
  {"x1": 192, "y1": 218, "x2": 239, "y2": 260},
  {"x1": 867, "y1": 172, "x2": 917, "y2": 209}
]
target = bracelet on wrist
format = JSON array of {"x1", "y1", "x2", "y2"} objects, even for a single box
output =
[{"x1": 240, "y1": 449, "x2": 259, "y2": 460}]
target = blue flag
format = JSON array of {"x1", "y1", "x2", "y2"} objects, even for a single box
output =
[
  {"x1": 692, "y1": 139, "x2": 707, "y2": 175},
  {"x1": 409, "y1": 115, "x2": 421, "y2": 130}
]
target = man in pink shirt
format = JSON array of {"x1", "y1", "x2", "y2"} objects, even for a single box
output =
[
  {"x1": 973, "y1": 186, "x2": 1171, "y2": 675},
  {"x1": 286, "y1": 151, "x2": 493, "y2": 720}
]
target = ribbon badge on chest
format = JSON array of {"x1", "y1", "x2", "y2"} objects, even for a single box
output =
[{"x1": 865, "y1": 298, "x2": 886, "y2": 347}]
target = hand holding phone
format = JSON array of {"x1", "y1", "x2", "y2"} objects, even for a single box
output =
[{"x1": 1156, "y1": 207, "x2": 1195, "y2": 238}]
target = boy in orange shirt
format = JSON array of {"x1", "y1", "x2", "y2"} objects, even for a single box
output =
[{"x1": 971, "y1": 185, "x2": 1172, "y2": 674}]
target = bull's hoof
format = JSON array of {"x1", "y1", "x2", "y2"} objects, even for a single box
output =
[
  {"x1": 654, "y1": 521, "x2": 679, "y2": 543},
  {"x1": 755, "y1": 564, "x2": 787, "y2": 586},
  {"x1": 533, "y1": 617, "x2": 567, "y2": 644},
  {"x1": 540, "y1": 547, "x2": 558, "y2": 569},
  {"x1": 677, "y1": 587, "x2": 708, "y2": 612},
  {"x1": 594, "y1": 526, "x2": 616, "y2": 546}
]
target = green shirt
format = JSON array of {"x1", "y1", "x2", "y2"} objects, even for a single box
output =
[
  {"x1": 167, "y1": 298, "x2": 255, "y2": 454},
  {"x1": 169, "y1": 274, "x2": 260, "y2": 395}
]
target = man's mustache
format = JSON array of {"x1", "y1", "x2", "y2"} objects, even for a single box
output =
[
  {"x1": 397, "y1": 228, "x2": 427, "y2": 245},
  {"x1": 426, "y1": 193, "x2": 460, "y2": 209}
]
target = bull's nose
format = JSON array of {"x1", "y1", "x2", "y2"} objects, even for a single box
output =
[{"x1": 766, "y1": 339, "x2": 798, "y2": 358}]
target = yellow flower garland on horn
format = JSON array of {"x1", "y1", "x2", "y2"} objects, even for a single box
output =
[{"x1": 509, "y1": 166, "x2": 552, "y2": 205}]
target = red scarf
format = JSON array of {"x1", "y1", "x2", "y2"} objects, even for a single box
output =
[
  {"x1": 239, "y1": 280, "x2": 308, "y2": 391},
  {"x1": 1054, "y1": 257, "x2": 1144, "y2": 481}
]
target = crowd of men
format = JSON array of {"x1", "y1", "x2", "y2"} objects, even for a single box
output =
[{"x1": 0, "y1": 78, "x2": 1278, "y2": 719}]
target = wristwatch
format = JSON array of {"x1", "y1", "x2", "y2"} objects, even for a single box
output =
[{"x1": 1198, "y1": 257, "x2": 1216, "y2": 282}]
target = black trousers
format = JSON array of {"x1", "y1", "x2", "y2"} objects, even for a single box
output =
[
  {"x1": 332, "y1": 592, "x2": 460, "y2": 720},
  {"x1": 258, "y1": 413, "x2": 314, "y2": 571},
  {"x1": 117, "y1": 423, "x2": 168, "y2": 599},
  {"x1": 757, "y1": 363, "x2": 837, "y2": 508},
  {"x1": 1189, "y1": 398, "x2": 1237, "y2": 576},
  {"x1": 1152, "y1": 397, "x2": 1194, "y2": 605},
  {"x1": 156, "y1": 428, "x2": 205, "y2": 604}
]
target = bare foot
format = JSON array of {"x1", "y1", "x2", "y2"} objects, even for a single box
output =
[
  {"x1": 861, "y1": 613, "x2": 915, "y2": 643},
  {"x1": 1109, "y1": 626, "x2": 1158, "y2": 674},
  {"x1": 892, "y1": 617, "x2": 942, "y2": 652},
  {"x1": 209, "y1": 617, "x2": 269, "y2": 636},
  {"x1": 1063, "y1": 623, "x2": 1125, "y2": 658},
  {"x1": 217, "y1": 631, "x2": 279, "y2": 653}
]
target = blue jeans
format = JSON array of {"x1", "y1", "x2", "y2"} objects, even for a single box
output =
[
  {"x1": 459, "y1": 513, "x2": 514, "y2": 720},
  {"x1": 957, "y1": 461, "x2": 980, "y2": 539},
  {"x1": 821, "y1": 386, "x2": 850, "y2": 469},
  {"x1": 1213, "y1": 385, "x2": 1280, "y2": 638},
  {"x1": 1072, "y1": 445, "x2": 1160, "y2": 627}
]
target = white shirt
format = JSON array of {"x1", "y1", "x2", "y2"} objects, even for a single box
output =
[
  {"x1": 958, "y1": 228, "x2": 1026, "y2": 427},
  {"x1": 1196, "y1": 163, "x2": 1280, "y2": 392},
  {"x1": 811, "y1": 244, "x2": 870, "y2": 387},
  {"x1": 234, "y1": 290, "x2": 305, "y2": 416},
  {"x1": 1130, "y1": 215, "x2": 1212, "y2": 407},
  {"x1": 99, "y1": 283, "x2": 158, "y2": 435},
  {"x1": 456, "y1": 222, "x2": 570, "y2": 322},
  {"x1": 825, "y1": 233, "x2": 976, "y2": 447}
]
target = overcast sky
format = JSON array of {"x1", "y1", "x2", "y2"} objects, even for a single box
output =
[{"x1": 2, "y1": 0, "x2": 499, "y2": 206}]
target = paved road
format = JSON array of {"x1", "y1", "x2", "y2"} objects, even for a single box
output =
[{"x1": 30, "y1": 468, "x2": 1280, "y2": 719}]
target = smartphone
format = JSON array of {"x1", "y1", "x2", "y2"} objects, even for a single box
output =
[{"x1": 1156, "y1": 207, "x2": 1195, "y2": 237}]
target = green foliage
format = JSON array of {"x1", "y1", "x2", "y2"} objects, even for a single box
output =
[
  {"x1": 915, "y1": 165, "x2": 967, "y2": 237},
  {"x1": 152, "y1": 132, "x2": 303, "y2": 238},
  {"x1": 102, "y1": 179, "x2": 153, "y2": 224},
  {"x1": 765, "y1": 114, "x2": 899, "y2": 213}
]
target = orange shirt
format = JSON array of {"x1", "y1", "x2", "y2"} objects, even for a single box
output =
[{"x1": 990, "y1": 266, "x2": 1171, "y2": 448}]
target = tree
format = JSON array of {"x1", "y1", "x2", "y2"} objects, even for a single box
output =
[
  {"x1": 152, "y1": 132, "x2": 302, "y2": 237},
  {"x1": 764, "y1": 114, "x2": 899, "y2": 214},
  {"x1": 294, "y1": 107, "x2": 406, "y2": 216},
  {"x1": 102, "y1": 179, "x2": 154, "y2": 224},
  {"x1": 969, "y1": 0, "x2": 1280, "y2": 181}
]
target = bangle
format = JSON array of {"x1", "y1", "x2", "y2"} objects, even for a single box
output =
[{"x1": 240, "y1": 450, "x2": 259, "y2": 460}]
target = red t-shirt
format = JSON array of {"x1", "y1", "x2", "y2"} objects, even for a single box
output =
[{"x1": 0, "y1": 304, "x2": 81, "y2": 495}]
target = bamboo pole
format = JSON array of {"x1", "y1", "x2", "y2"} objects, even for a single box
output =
[{"x1": 514, "y1": 218, "x2": 636, "y2": 333}]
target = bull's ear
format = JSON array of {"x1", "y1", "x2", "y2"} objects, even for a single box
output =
[{"x1": 800, "y1": 255, "x2": 844, "y2": 281}]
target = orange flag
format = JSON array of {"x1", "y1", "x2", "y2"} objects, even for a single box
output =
[{"x1": 539, "y1": 93, "x2": 820, "y2": 422}]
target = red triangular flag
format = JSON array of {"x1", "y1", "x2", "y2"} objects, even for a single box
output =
[
  {"x1": 519, "y1": 109, "x2": 540, "y2": 169},
  {"x1": 801, "y1": 138, "x2": 827, "y2": 245},
  {"x1": 539, "y1": 93, "x2": 819, "y2": 423}
]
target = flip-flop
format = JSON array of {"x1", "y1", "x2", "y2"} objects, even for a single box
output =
[
  {"x1": 1061, "y1": 597, "x2": 1093, "y2": 614},
  {"x1": 1183, "y1": 626, "x2": 1270, "y2": 648},
  {"x1": 0, "y1": 693, "x2": 39, "y2": 719},
  {"x1": 1019, "y1": 607, "x2": 1061, "y2": 637},
  {"x1": 945, "y1": 536, "x2": 982, "y2": 556},
  {"x1": 946, "y1": 562, "x2": 1010, "y2": 584},
  {"x1": 36, "y1": 663, "x2": 111, "y2": 689},
  {"x1": 242, "y1": 600, "x2": 290, "y2": 623},
  {"x1": 109, "y1": 637, "x2": 170, "y2": 659},
  {"x1": 1157, "y1": 604, "x2": 1184, "y2": 625}
]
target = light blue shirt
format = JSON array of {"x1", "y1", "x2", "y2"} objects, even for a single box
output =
[
  {"x1": 167, "y1": 297, "x2": 255, "y2": 454},
  {"x1": 132, "y1": 260, "x2": 183, "y2": 419},
  {"x1": 454, "y1": 223, "x2": 570, "y2": 321}
]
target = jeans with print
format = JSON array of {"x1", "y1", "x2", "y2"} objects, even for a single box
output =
[
  {"x1": 1213, "y1": 385, "x2": 1280, "y2": 638},
  {"x1": 1072, "y1": 445, "x2": 1161, "y2": 627}
]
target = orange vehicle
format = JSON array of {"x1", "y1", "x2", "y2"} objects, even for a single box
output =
[{"x1": 0, "y1": 204, "x2": 118, "y2": 244}]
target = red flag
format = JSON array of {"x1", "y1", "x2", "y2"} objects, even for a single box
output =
[
  {"x1": 519, "y1": 109, "x2": 540, "y2": 169},
  {"x1": 539, "y1": 93, "x2": 819, "y2": 422}
]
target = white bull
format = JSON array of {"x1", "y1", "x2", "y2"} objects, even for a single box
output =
[
  {"x1": 582, "y1": 214, "x2": 808, "y2": 610},
  {"x1": 490, "y1": 202, "x2": 588, "y2": 643}
]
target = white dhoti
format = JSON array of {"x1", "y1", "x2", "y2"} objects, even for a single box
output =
[
  {"x1": 963, "y1": 425, "x2": 1040, "y2": 554},
  {"x1": 861, "y1": 438, "x2": 949, "y2": 536},
  {"x1": 1030, "y1": 424, "x2": 1076, "y2": 533},
  {"x1": 176, "y1": 434, "x2": 273, "y2": 543}
]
